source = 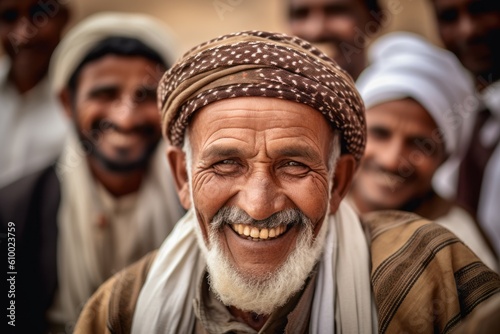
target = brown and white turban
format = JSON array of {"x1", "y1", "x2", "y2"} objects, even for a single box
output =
[{"x1": 159, "y1": 30, "x2": 366, "y2": 161}]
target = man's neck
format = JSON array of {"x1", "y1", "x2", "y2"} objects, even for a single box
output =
[
  {"x1": 88, "y1": 160, "x2": 145, "y2": 197},
  {"x1": 228, "y1": 307, "x2": 269, "y2": 331},
  {"x1": 9, "y1": 63, "x2": 47, "y2": 94}
]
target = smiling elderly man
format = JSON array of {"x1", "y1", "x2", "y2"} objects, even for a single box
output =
[{"x1": 75, "y1": 31, "x2": 500, "y2": 334}]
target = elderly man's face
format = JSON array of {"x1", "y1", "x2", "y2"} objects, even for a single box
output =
[
  {"x1": 68, "y1": 55, "x2": 163, "y2": 173},
  {"x1": 168, "y1": 97, "x2": 355, "y2": 313},
  {"x1": 432, "y1": 0, "x2": 500, "y2": 83},
  {"x1": 351, "y1": 98, "x2": 446, "y2": 212}
]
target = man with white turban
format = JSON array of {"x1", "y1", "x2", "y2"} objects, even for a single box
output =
[
  {"x1": 73, "y1": 30, "x2": 500, "y2": 334},
  {"x1": 0, "y1": 12, "x2": 184, "y2": 333},
  {"x1": 351, "y1": 32, "x2": 498, "y2": 270}
]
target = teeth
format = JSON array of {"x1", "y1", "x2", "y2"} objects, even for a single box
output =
[
  {"x1": 231, "y1": 224, "x2": 287, "y2": 240},
  {"x1": 259, "y1": 228, "x2": 268, "y2": 239}
]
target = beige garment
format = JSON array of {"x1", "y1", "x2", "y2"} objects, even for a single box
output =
[
  {"x1": 346, "y1": 195, "x2": 499, "y2": 272},
  {"x1": 0, "y1": 57, "x2": 69, "y2": 188},
  {"x1": 436, "y1": 206, "x2": 499, "y2": 272},
  {"x1": 46, "y1": 131, "x2": 184, "y2": 329},
  {"x1": 131, "y1": 202, "x2": 376, "y2": 333}
]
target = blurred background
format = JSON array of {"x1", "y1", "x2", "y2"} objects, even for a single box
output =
[{"x1": 0, "y1": 0, "x2": 441, "y2": 58}]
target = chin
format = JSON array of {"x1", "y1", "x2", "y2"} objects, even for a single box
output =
[
  {"x1": 199, "y1": 214, "x2": 329, "y2": 315},
  {"x1": 94, "y1": 143, "x2": 159, "y2": 173}
]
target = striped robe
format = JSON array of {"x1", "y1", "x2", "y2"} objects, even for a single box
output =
[{"x1": 362, "y1": 211, "x2": 500, "y2": 334}]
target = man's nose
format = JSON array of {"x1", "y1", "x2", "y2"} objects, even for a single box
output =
[
  {"x1": 377, "y1": 140, "x2": 407, "y2": 172},
  {"x1": 457, "y1": 13, "x2": 479, "y2": 41},
  {"x1": 107, "y1": 96, "x2": 140, "y2": 131},
  {"x1": 236, "y1": 169, "x2": 286, "y2": 221}
]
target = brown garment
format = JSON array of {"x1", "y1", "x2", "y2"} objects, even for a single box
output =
[
  {"x1": 76, "y1": 211, "x2": 500, "y2": 334},
  {"x1": 74, "y1": 250, "x2": 158, "y2": 334},
  {"x1": 362, "y1": 210, "x2": 500, "y2": 334}
]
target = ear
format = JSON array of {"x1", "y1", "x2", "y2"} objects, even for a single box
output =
[
  {"x1": 58, "y1": 88, "x2": 74, "y2": 120},
  {"x1": 330, "y1": 154, "x2": 357, "y2": 214},
  {"x1": 167, "y1": 146, "x2": 191, "y2": 210}
]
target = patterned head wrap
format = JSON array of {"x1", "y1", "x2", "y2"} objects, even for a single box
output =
[{"x1": 159, "y1": 30, "x2": 366, "y2": 161}]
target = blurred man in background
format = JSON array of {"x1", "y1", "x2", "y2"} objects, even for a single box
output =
[
  {"x1": 287, "y1": 0, "x2": 382, "y2": 80},
  {"x1": 0, "y1": 12, "x2": 184, "y2": 333},
  {"x1": 431, "y1": 0, "x2": 500, "y2": 256},
  {"x1": 0, "y1": 0, "x2": 71, "y2": 187},
  {"x1": 352, "y1": 31, "x2": 497, "y2": 270}
]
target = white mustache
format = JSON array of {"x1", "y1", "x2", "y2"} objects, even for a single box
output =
[{"x1": 211, "y1": 206, "x2": 310, "y2": 230}]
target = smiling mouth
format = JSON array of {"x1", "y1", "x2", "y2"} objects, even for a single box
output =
[{"x1": 230, "y1": 224, "x2": 288, "y2": 241}]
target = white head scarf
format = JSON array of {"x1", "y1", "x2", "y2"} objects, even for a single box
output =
[
  {"x1": 357, "y1": 32, "x2": 477, "y2": 156},
  {"x1": 49, "y1": 11, "x2": 178, "y2": 94}
]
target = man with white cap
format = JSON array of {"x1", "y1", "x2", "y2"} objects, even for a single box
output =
[
  {"x1": 351, "y1": 31, "x2": 498, "y2": 270},
  {"x1": 74, "y1": 30, "x2": 500, "y2": 334},
  {"x1": 0, "y1": 12, "x2": 184, "y2": 333}
]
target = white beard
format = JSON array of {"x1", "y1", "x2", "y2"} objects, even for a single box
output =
[{"x1": 193, "y1": 208, "x2": 329, "y2": 315}]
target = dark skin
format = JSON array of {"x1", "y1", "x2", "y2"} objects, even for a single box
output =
[
  {"x1": 59, "y1": 55, "x2": 164, "y2": 197},
  {"x1": 288, "y1": 0, "x2": 380, "y2": 80},
  {"x1": 431, "y1": 0, "x2": 500, "y2": 89},
  {"x1": 229, "y1": 308, "x2": 267, "y2": 331},
  {"x1": 0, "y1": 0, "x2": 69, "y2": 93}
]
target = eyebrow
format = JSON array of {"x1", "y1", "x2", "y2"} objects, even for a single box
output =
[
  {"x1": 200, "y1": 146, "x2": 244, "y2": 161},
  {"x1": 87, "y1": 84, "x2": 118, "y2": 98},
  {"x1": 275, "y1": 146, "x2": 322, "y2": 162},
  {"x1": 199, "y1": 142, "x2": 324, "y2": 164}
]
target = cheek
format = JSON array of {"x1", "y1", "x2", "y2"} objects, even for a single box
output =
[
  {"x1": 363, "y1": 140, "x2": 377, "y2": 159},
  {"x1": 438, "y1": 26, "x2": 459, "y2": 50},
  {"x1": 192, "y1": 174, "x2": 231, "y2": 219},
  {"x1": 143, "y1": 105, "x2": 162, "y2": 126},
  {"x1": 75, "y1": 104, "x2": 103, "y2": 132},
  {"x1": 284, "y1": 177, "x2": 330, "y2": 222},
  {"x1": 35, "y1": 19, "x2": 65, "y2": 41},
  {"x1": 414, "y1": 156, "x2": 441, "y2": 184}
]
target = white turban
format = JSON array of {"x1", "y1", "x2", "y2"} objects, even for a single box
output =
[
  {"x1": 49, "y1": 12, "x2": 178, "y2": 94},
  {"x1": 356, "y1": 32, "x2": 476, "y2": 155}
]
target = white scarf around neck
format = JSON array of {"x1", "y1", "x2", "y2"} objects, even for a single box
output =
[{"x1": 132, "y1": 201, "x2": 376, "y2": 333}]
